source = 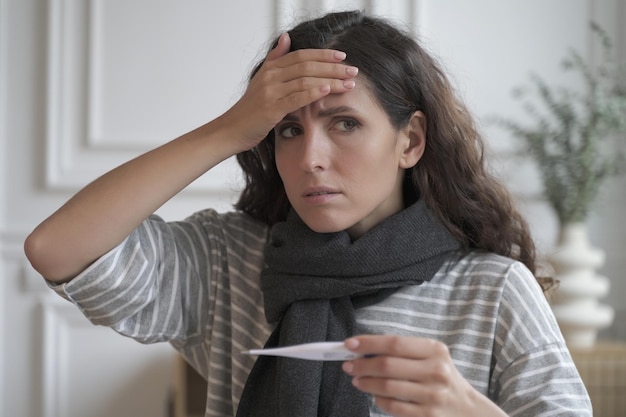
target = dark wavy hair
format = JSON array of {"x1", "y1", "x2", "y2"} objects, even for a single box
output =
[{"x1": 235, "y1": 10, "x2": 554, "y2": 292}]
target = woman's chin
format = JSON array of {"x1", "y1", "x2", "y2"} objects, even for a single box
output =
[{"x1": 299, "y1": 216, "x2": 349, "y2": 235}]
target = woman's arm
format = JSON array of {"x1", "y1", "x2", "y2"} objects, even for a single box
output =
[
  {"x1": 25, "y1": 117, "x2": 241, "y2": 283},
  {"x1": 24, "y1": 33, "x2": 358, "y2": 282}
]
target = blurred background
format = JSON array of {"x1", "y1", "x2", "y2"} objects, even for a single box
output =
[{"x1": 1, "y1": 0, "x2": 624, "y2": 416}]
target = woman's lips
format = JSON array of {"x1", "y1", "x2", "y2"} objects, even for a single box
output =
[
  {"x1": 306, "y1": 191, "x2": 335, "y2": 196},
  {"x1": 302, "y1": 187, "x2": 341, "y2": 204}
]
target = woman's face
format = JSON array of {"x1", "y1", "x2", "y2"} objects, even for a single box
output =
[{"x1": 274, "y1": 81, "x2": 424, "y2": 239}]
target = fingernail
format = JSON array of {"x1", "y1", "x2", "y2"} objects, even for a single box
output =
[
  {"x1": 342, "y1": 362, "x2": 354, "y2": 373},
  {"x1": 346, "y1": 66, "x2": 358, "y2": 76},
  {"x1": 334, "y1": 51, "x2": 347, "y2": 60},
  {"x1": 344, "y1": 338, "x2": 359, "y2": 349},
  {"x1": 343, "y1": 80, "x2": 355, "y2": 89}
]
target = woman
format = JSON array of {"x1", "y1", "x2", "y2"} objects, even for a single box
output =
[{"x1": 25, "y1": 10, "x2": 591, "y2": 417}]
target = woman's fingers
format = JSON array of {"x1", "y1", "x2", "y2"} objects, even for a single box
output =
[
  {"x1": 264, "y1": 33, "x2": 352, "y2": 81},
  {"x1": 274, "y1": 76, "x2": 354, "y2": 107},
  {"x1": 343, "y1": 335, "x2": 454, "y2": 382},
  {"x1": 370, "y1": 395, "x2": 429, "y2": 417},
  {"x1": 272, "y1": 60, "x2": 359, "y2": 84},
  {"x1": 343, "y1": 355, "x2": 453, "y2": 384},
  {"x1": 273, "y1": 46, "x2": 348, "y2": 69},
  {"x1": 345, "y1": 335, "x2": 449, "y2": 360},
  {"x1": 254, "y1": 60, "x2": 357, "y2": 101},
  {"x1": 351, "y1": 376, "x2": 442, "y2": 404},
  {"x1": 265, "y1": 32, "x2": 292, "y2": 62}
]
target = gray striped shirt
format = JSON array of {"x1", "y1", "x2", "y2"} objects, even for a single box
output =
[{"x1": 49, "y1": 209, "x2": 592, "y2": 416}]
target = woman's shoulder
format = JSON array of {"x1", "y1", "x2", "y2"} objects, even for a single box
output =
[
  {"x1": 435, "y1": 250, "x2": 542, "y2": 296},
  {"x1": 184, "y1": 207, "x2": 262, "y2": 225},
  {"x1": 182, "y1": 208, "x2": 269, "y2": 242},
  {"x1": 439, "y1": 250, "x2": 526, "y2": 280}
]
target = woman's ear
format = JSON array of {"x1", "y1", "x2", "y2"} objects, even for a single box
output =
[{"x1": 398, "y1": 111, "x2": 426, "y2": 169}]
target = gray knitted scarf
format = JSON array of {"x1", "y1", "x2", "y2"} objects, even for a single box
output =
[{"x1": 236, "y1": 200, "x2": 460, "y2": 417}]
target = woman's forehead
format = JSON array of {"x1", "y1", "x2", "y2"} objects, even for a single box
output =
[{"x1": 286, "y1": 79, "x2": 383, "y2": 120}]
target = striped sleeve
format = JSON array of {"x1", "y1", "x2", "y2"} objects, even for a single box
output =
[
  {"x1": 47, "y1": 209, "x2": 274, "y2": 415},
  {"x1": 492, "y1": 262, "x2": 592, "y2": 416},
  {"x1": 47, "y1": 212, "x2": 215, "y2": 346}
]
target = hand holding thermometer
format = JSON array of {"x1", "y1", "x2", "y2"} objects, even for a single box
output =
[{"x1": 243, "y1": 341, "x2": 365, "y2": 361}]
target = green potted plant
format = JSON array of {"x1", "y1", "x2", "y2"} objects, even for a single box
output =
[
  {"x1": 497, "y1": 22, "x2": 626, "y2": 348},
  {"x1": 500, "y1": 23, "x2": 626, "y2": 226}
]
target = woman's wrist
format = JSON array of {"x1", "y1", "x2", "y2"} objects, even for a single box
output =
[{"x1": 468, "y1": 388, "x2": 508, "y2": 417}]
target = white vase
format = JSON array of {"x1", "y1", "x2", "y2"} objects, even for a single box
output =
[{"x1": 548, "y1": 222, "x2": 614, "y2": 349}]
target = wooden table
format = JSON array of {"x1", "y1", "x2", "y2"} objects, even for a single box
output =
[
  {"x1": 570, "y1": 342, "x2": 626, "y2": 417},
  {"x1": 171, "y1": 355, "x2": 207, "y2": 417}
]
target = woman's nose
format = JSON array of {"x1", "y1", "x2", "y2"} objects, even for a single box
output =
[{"x1": 299, "y1": 129, "x2": 329, "y2": 172}]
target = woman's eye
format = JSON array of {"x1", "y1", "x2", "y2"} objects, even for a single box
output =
[
  {"x1": 277, "y1": 125, "x2": 302, "y2": 138},
  {"x1": 335, "y1": 119, "x2": 359, "y2": 132}
]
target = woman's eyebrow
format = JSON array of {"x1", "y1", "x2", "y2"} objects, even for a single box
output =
[
  {"x1": 318, "y1": 106, "x2": 358, "y2": 118},
  {"x1": 281, "y1": 106, "x2": 359, "y2": 122}
]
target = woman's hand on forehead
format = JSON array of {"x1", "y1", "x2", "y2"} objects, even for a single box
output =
[{"x1": 219, "y1": 33, "x2": 359, "y2": 152}]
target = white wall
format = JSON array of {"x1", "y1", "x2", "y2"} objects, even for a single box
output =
[{"x1": 1, "y1": 0, "x2": 624, "y2": 416}]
